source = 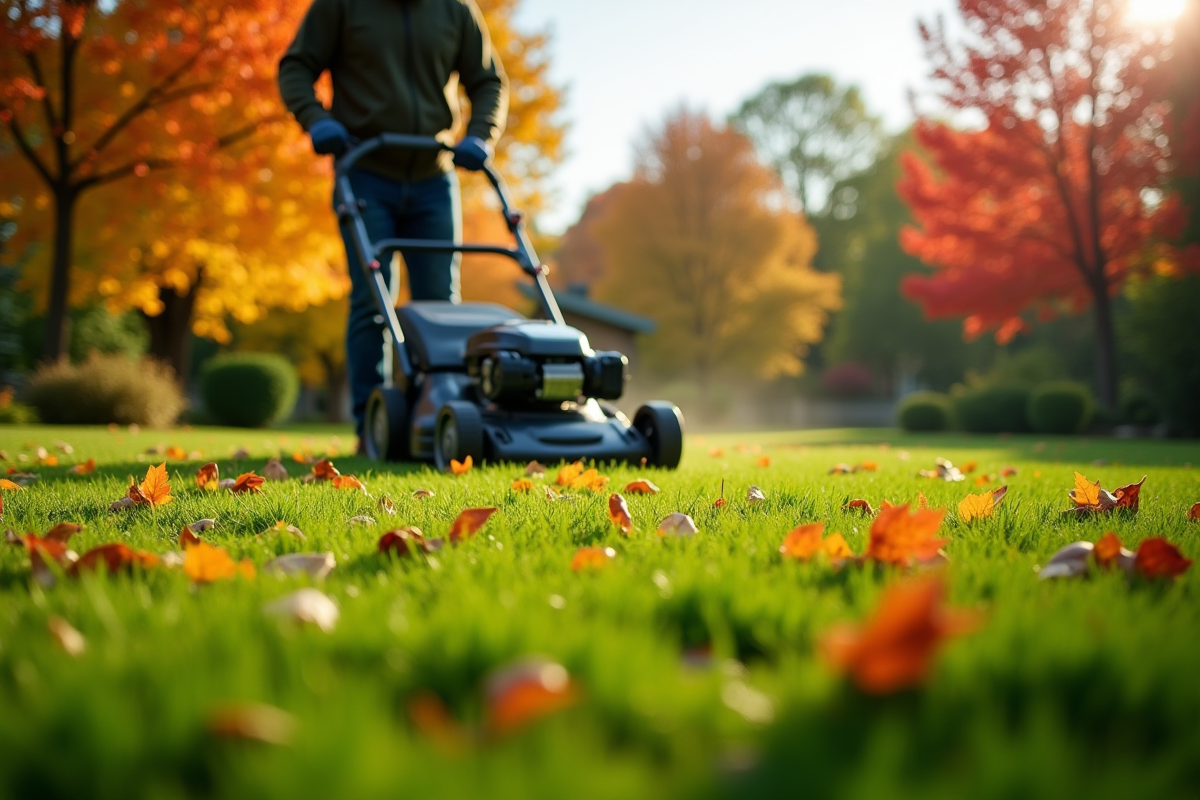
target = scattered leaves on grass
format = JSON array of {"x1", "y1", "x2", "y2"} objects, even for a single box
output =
[
  {"x1": 129, "y1": 462, "x2": 173, "y2": 507},
  {"x1": 184, "y1": 542, "x2": 255, "y2": 584},
  {"x1": 918, "y1": 458, "x2": 965, "y2": 481},
  {"x1": 844, "y1": 499, "x2": 874, "y2": 515},
  {"x1": 413, "y1": 488, "x2": 435, "y2": 499},
  {"x1": 71, "y1": 543, "x2": 161, "y2": 576},
  {"x1": 1189, "y1": 502, "x2": 1200, "y2": 521},
  {"x1": 608, "y1": 493, "x2": 632, "y2": 533},
  {"x1": 525, "y1": 461, "x2": 546, "y2": 477},
  {"x1": 485, "y1": 658, "x2": 579, "y2": 736},
  {"x1": 261, "y1": 521, "x2": 306, "y2": 540},
  {"x1": 1038, "y1": 541, "x2": 1097, "y2": 579},
  {"x1": 1064, "y1": 472, "x2": 1147, "y2": 516},
  {"x1": 20, "y1": 534, "x2": 78, "y2": 586},
  {"x1": 447, "y1": 507, "x2": 498, "y2": 543},
  {"x1": 311, "y1": 458, "x2": 340, "y2": 482},
  {"x1": 180, "y1": 525, "x2": 202, "y2": 549},
  {"x1": 208, "y1": 703, "x2": 296, "y2": 745},
  {"x1": 658, "y1": 513, "x2": 698, "y2": 537},
  {"x1": 450, "y1": 456, "x2": 472, "y2": 476},
  {"x1": 48, "y1": 616, "x2": 86, "y2": 657},
  {"x1": 543, "y1": 485, "x2": 575, "y2": 502},
  {"x1": 957, "y1": 485, "x2": 1008, "y2": 523},
  {"x1": 43, "y1": 522, "x2": 83, "y2": 544},
  {"x1": 512, "y1": 478, "x2": 534, "y2": 493},
  {"x1": 624, "y1": 479, "x2": 660, "y2": 495},
  {"x1": 0, "y1": 479, "x2": 21, "y2": 490},
  {"x1": 264, "y1": 588, "x2": 339, "y2": 631},
  {"x1": 819, "y1": 577, "x2": 979, "y2": 694},
  {"x1": 865, "y1": 504, "x2": 948, "y2": 567},
  {"x1": 1038, "y1": 532, "x2": 1188, "y2": 580},
  {"x1": 190, "y1": 518, "x2": 216, "y2": 533},
  {"x1": 779, "y1": 522, "x2": 853, "y2": 562},
  {"x1": 69, "y1": 459, "x2": 96, "y2": 475},
  {"x1": 196, "y1": 462, "x2": 219, "y2": 490},
  {"x1": 227, "y1": 472, "x2": 264, "y2": 495},
  {"x1": 1135, "y1": 538, "x2": 1193, "y2": 580},
  {"x1": 747, "y1": 485, "x2": 766, "y2": 504},
  {"x1": 263, "y1": 552, "x2": 336, "y2": 580},
  {"x1": 1093, "y1": 532, "x2": 1134, "y2": 572},
  {"x1": 571, "y1": 546, "x2": 616, "y2": 571},
  {"x1": 880, "y1": 494, "x2": 929, "y2": 512},
  {"x1": 379, "y1": 527, "x2": 436, "y2": 558},
  {"x1": 379, "y1": 495, "x2": 397, "y2": 515},
  {"x1": 263, "y1": 458, "x2": 289, "y2": 481}
]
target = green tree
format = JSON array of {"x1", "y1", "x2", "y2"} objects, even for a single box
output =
[{"x1": 731, "y1": 74, "x2": 885, "y2": 215}]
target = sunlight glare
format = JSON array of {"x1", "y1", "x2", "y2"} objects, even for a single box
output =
[{"x1": 1127, "y1": 0, "x2": 1187, "y2": 22}]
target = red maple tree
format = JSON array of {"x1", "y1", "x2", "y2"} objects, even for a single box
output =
[{"x1": 899, "y1": 0, "x2": 1200, "y2": 408}]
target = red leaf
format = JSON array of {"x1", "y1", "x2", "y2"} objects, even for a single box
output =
[
  {"x1": 607, "y1": 493, "x2": 632, "y2": 533},
  {"x1": 844, "y1": 499, "x2": 874, "y2": 515},
  {"x1": 71, "y1": 543, "x2": 161, "y2": 576},
  {"x1": 1135, "y1": 538, "x2": 1192, "y2": 580},
  {"x1": 230, "y1": 472, "x2": 265, "y2": 494},
  {"x1": 447, "y1": 507, "x2": 498, "y2": 543}
]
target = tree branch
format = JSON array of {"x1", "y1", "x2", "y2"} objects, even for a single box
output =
[
  {"x1": 1, "y1": 105, "x2": 55, "y2": 186},
  {"x1": 22, "y1": 51, "x2": 59, "y2": 133}
]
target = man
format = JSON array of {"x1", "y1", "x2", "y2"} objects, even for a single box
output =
[{"x1": 278, "y1": 0, "x2": 508, "y2": 446}]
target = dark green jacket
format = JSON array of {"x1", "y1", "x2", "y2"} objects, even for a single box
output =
[{"x1": 278, "y1": 0, "x2": 507, "y2": 181}]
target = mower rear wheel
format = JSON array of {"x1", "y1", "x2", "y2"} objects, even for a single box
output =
[
  {"x1": 363, "y1": 386, "x2": 410, "y2": 462},
  {"x1": 634, "y1": 401, "x2": 685, "y2": 469},
  {"x1": 434, "y1": 401, "x2": 485, "y2": 472}
]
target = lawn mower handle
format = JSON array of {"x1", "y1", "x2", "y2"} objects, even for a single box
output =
[{"x1": 333, "y1": 133, "x2": 565, "y2": 387}]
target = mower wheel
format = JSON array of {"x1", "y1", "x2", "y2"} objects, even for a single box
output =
[
  {"x1": 364, "y1": 386, "x2": 410, "y2": 462},
  {"x1": 633, "y1": 401, "x2": 685, "y2": 469},
  {"x1": 434, "y1": 401, "x2": 484, "y2": 472}
]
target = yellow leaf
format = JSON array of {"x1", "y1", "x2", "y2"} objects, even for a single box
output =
[{"x1": 138, "y1": 462, "x2": 173, "y2": 507}]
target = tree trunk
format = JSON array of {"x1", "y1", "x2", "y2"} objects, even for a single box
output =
[
  {"x1": 1090, "y1": 280, "x2": 1119, "y2": 413},
  {"x1": 142, "y1": 272, "x2": 202, "y2": 384},
  {"x1": 42, "y1": 189, "x2": 76, "y2": 362}
]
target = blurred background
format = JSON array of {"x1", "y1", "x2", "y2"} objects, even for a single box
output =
[{"x1": 1, "y1": 0, "x2": 1197, "y2": 436}]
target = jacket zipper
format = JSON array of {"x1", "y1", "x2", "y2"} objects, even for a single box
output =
[{"x1": 401, "y1": 2, "x2": 421, "y2": 180}]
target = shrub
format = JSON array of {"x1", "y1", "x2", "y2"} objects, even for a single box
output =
[
  {"x1": 897, "y1": 391, "x2": 953, "y2": 432},
  {"x1": 201, "y1": 353, "x2": 298, "y2": 428},
  {"x1": 1120, "y1": 386, "x2": 1160, "y2": 427},
  {"x1": 1028, "y1": 381, "x2": 1094, "y2": 434},
  {"x1": 1122, "y1": 274, "x2": 1200, "y2": 435},
  {"x1": 820, "y1": 362, "x2": 875, "y2": 398},
  {"x1": 952, "y1": 384, "x2": 1032, "y2": 433},
  {"x1": 25, "y1": 355, "x2": 185, "y2": 427},
  {"x1": 0, "y1": 387, "x2": 37, "y2": 425}
]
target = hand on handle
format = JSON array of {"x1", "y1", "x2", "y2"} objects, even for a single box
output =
[
  {"x1": 452, "y1": 135, "x2": 493, "y2": 171},
  {"x1": 310, "y1": 118, "x2": 351, "y2": 157}
]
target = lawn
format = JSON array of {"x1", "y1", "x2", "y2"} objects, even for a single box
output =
[{"x1": 0, "y1": 423, "x2": 1198, "y2": 800}]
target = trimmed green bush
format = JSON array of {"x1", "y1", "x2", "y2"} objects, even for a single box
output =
[
  {"x1": 201, "y1": 353, "x2": 298, "y2": 428},
  {"x1": 1028, "y1": 381, "x2": 1094, "y2": 434},
  {"x1": 897, "y1": 391, "x2": 953, "y2": 432},
  {"x1": 25, "y1": 354, "x2": 185, "y2": 427},
  {"x1": 952, "y1": 384, "x2": 1032, "y2": 434}
]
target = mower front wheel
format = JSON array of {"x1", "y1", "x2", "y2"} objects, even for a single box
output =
[
  {"x1": 634, "y1": 401, "x2": 685, "y2": 469},
  {"x1": 434, "y1": 401, "x2": 485, "y2": 472},
  {"x1": 364, "y1": 386, "x2": 410, "y2": 462}
]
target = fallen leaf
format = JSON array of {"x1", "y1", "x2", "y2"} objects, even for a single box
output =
[
  {"x1": 48, "y1": 616, "x2": 86, "y2": 657},
  {"x1": 180, "y1": 525, "x2": 202, "y2": 549},
  {"x1": 819, "y1": 577, "x2": 979, "y2": 694},
  {"x1": 450, "y1": 456, "x2": 472, "y2": 476},
  {"x1": 957, "y1": 485, "x2": 1007, "y2": 523},
  {"x1": 571, "y1": 546, "x2": 616, "y2": 571},
  {"x1": 658, "y1": 513, "x2": 698, "y2": 537},
  {"x1": 865, "y1": 504, "x2": 948, "y2": 567},
  {"x1": 184, "y1": 542, "x2": 254, "y2": 584},
  {"x1": 110, "y1": 496, "x2": 135, "y2": 512},
  {"x1": 379, "y1": 495, "x2": 397, "y2": 515},
  {"x1": 1113, "y1": 476, "x2": 1147, "y2": 512},
  {"x1": 525, "y1": 461, "x2": 547, "y2": 477},
  {"x1": 777, "y1": 523, "x2": 853, "y2": 562},
  {"x1": 556, "y1": 461, "x2": 584, "y2": 486},
  {"x1": 1093, "y1": 532, "x2": 1127, "y2": 571},
  {"x1": 1135, "y1": 538, "x2": 1193, "y2": 580},
  {"x1": 844, "y1": 499, "x2": 874, "y2": 515},
  {"x1": 447, "y1": 507, "x2": 498, "y2": 543},
  {"x1": 261, "y1": 520, "x2": 307, "y2": 540},
  {"x1": 756, "y1": 456, "x2": 772, "y2": 468},
  {"x1": 1000, "y1": 466, "x2": 1018, "y2": 477},
  {"x1": 263, "y1": 458, "x2": 289, "y2": 481},
  {"x1": 1069, "y1": 471, "x2": 1106, "y2": 509},
  {"x1": 71, "y1": 543, "x2": 161, "y2": 576},
  {"x1": 379, "y1": 527, "x2": 430, "y2": 557},
  {"x1": 713, "y1": 498, "x2": 726, "y2": 509},
  {"x1": 208, "y1": 703, "x2": 296, "y2": 745},
  {"x1": 624, "y1": 479, "x2": 660, "y2": 495},
  {"x1": 263, "y1": 588, "x2": 339, "y2": 631},
  {"x1": 189, "y1": 518, "x2": 216, "y2": 532},
  {"x1": 960, "y1": 460, "x2": 977, "y2": 474},
  {"x1": 0, "y1": 479, "x2": 22, "y2": 490},
  {"x1": 165, "y1": 445, "x2": 186, "y2": 460},
  {"x1": 1038, "y1": 541, "x2": 1095, "y2": 579},
  {"x1": 747, "y1": 485, "x2": 766, "y2": 504},
  {"x1": 348, "y1": 515, "x2": 375, "y2": 526},
  {"x1": 1189, "y1": 502, "x2": 1200, "y2": 521},
  {"x1": 135, "y1": 462, "x2": 173, "y2": 507},
  {"x1": 69, "y1": 459, "x2": 96, "y2": 475},
  {"x1": 860, "y1": 460, "x2": 879, "y2": 472},
  {"x1": 263, "y1": 552, "x2": 336, "y2": 580},
  {"x1": 829, "y1": 463, "x2": 857, "y2": 475},
  {"x1": 973, "y1": 474, "x2": 992, "y2": 487},
  {"x1": 43, "y1": 522, "x2": 83, "y2": 544},
  {"x1": 21, "y1": 534, "x2": 78, "y2": 586},
  {"x1": 196, "y1": 462, "x2": 219, "y2": 490},
  {"x1": 230, "y1": 472, "x2": 266, "y2": 494},
  {"x1": 293, "y1": 449, "x2": 315, "y2": 465},
  {"x1": 917, "y1": 458, "x2": 965, "y2": 482},
  {"x1": 571, "y1": 468, "x2": 609, "y2": 492},
  {"x1": 413, "y1": 488, "x2": 435, "y2": 499},
  {"x1": 543, "y1": 485, "x2": 575, "y2": 502},
  {"x1": 485, "y1": 658, "x2": 579, "y2": 736},
  {"x1": 311, "y1": 458, "x2": 340, "y2": 481},
  {"x1": 511, "y1": 478, "x2": 535, "y2": 493},
  {"x1": 607, "y1": 493, "x2": 632, "y2": 533}
]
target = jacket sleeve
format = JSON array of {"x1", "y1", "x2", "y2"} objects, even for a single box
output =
[
  {"x1": 457, "y1": 0, "x2": 508, "y2": 145},
  {"x1": 277, "y1": 0, "x2": 342, "y2": 131}
]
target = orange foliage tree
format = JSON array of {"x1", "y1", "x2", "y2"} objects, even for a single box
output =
[
  {"x1": 899, "y1": 0, "x2": 1198, "y2": 408},
  {"x1": 588, "y1": 110, "x2": 841, "y2": 385}
]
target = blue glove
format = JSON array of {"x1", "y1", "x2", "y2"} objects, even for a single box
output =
[
  {"x1": 453, "y1": 135, "x2": 492, "y2": 171},
  {"x1": 309, "y1": 118, "x2": 350, "y2": 156}
]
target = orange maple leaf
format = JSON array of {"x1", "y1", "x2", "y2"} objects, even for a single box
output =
[
  {"x1": 447, "y1": 507, "x2": 498, "y2": 543},
  {"x1": 450, "y1": 456, "x2": 473, "y2": 476},
  {"x1": 756, "y1": 455, "x2": 772, "y2": 468},
  {"x1": 184, "y1": 541, "x2": 255, "y2": 583},
  {"x1": 844, "y1": 499, "x2": 874, "y2": 515},
  {"x1": 511, "y1": 478, "x2": 534, "y2": 492},
  {"x1": 571, "y1": 468, "x2": 609, "y2": 492},
  {"x1": 196, "y1": 462, "x2": 219, "y2": 490},
  {"x1": 608, "y1": 493, "x2": 633, "y2": 533},
  {"x1": 71, "y1": 543, "x2": 161, "y2": 576},
  {"x1": 136, "y1": 463, "x2": 173, "y2": 507},
  {"x1": 1135, "y1": 538, "x2": 1193, "y2": 580},
  {"x1": 331, "y1": 474, "x2": 366, "y2": 492},
  {"x1": 624, "y1": 479, "x2": 660, "y2": 495},
  {"x1": 570, "y1": 546, "x2": 616, "y2": 571},
  {"x1": 1093, "y1": 531, "x2": 1124, "y2": 571},
  {"x1": 231, "y1": 472, "x2": 265, "y2": 494},
  {"x1": 0, "y1": 478, "x2": 22, "y2": 490},
  {"x1": 166, "y1": 446, "x2": 186, "y2": 460},
  {"x1": 957, "y1": 485, "x2": 1007, "y2": 523},
  {"x1": 556, "y1": 461, "x2": 584, "y2": 486},
  {"x1": 1069, "y1": 471, "x2": 1104, "y2": 508},
  {"x1": 779, "y1": 523, "x2": 854, "y2": 561},
  {"x1": 865, "y1": 504, "x2": 947, "y2": 567},
  {"x1": 485, "y1": 659, "x2": 579, "y2": 736},
  {"x1": 70, "y1": 458, "x2": 96, "y2": 475},
  {"x1": 179, "y1": 525, "x2": 202, "y2": 549},
  {"x1": 819, "y1": 577, "x2": 979, "y2": 694},
  {"x1": 43, "y1": 523, "x2": 83, "y2": 543},
  {"x1": 311, "y1": 458, "x2": 340, "y2": 481}
]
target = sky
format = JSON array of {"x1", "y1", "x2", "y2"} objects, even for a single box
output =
[{"x1": 512, "y1": 0, "x2": 960, "y2": 233}]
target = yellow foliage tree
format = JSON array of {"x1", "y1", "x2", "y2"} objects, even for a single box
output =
[{"x1": 591, "y1": 110, "x2": 841, "y2": 385}]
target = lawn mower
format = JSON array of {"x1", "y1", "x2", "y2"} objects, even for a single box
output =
[{"x1": 334, "y1": 133, "x2": 684, "y2": 470}]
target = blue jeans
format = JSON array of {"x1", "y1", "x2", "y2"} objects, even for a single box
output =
[{"x1": 336, "y1": 169, "x2": 462, "y2": 438}]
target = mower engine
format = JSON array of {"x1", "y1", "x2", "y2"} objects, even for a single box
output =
[{"x1": 465, "y1": 321, "x2": 627, "y2": 408}]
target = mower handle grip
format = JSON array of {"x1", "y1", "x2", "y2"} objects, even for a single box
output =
[{"x1": 334, "y1": 133, "x2": 452, "y2": 177}]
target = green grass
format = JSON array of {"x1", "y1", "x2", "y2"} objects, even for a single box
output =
[{"x1": 0, "y1": 423, "x2": 1198, "y2": 800}]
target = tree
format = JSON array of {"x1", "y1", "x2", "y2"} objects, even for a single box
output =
[
  {"x1": 0, "y1": 0, "x2": 299, "y2": 362},
  {"x1": 731, "y1": 74, "x2": 886, "y2": 215},
  {"x1": 899, "y1": 0, "x2": 1198, "y2": 410},
  {"x1": 592, "y1": 110, "x2": 841, "y2": 386}
]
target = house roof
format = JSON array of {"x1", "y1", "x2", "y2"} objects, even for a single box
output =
[{"x1": 515, "y1": 283, "x2": 657, "y2": 334}]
